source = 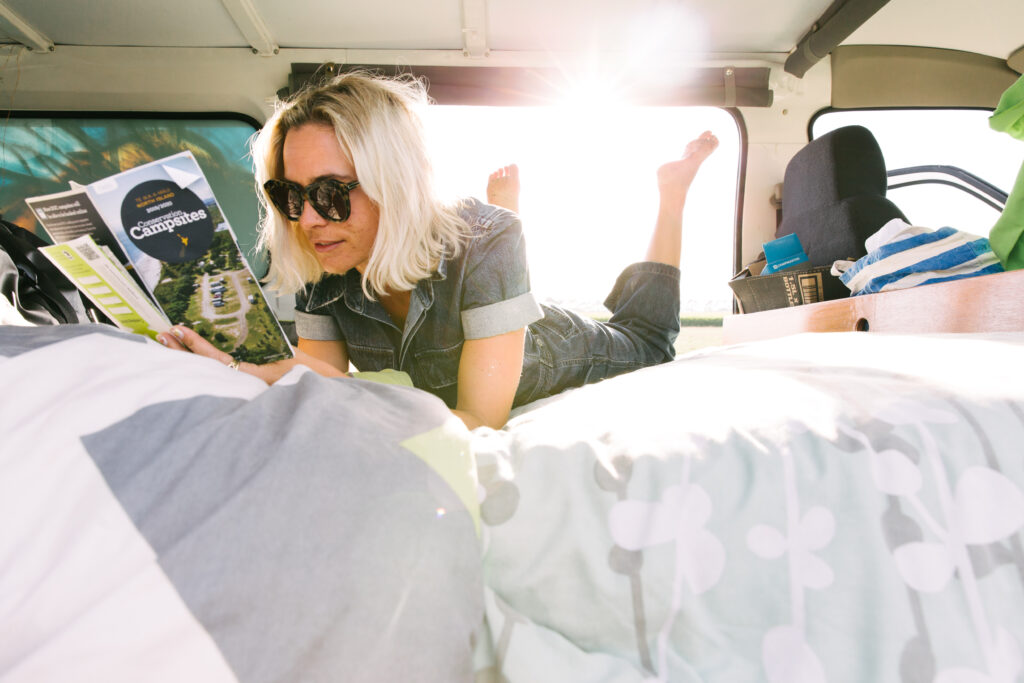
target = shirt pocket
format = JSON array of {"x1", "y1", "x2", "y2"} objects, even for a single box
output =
[
  {"x1": 346, "y1": 344, "x2": 396, "y2": 373},
  {"x1": 411, "y1": 342, "x2": 463, "y2": 392}
]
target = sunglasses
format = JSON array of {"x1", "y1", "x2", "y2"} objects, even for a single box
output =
[{"x1": 263, "y1": 178, "x2": 361, "y2": 222}]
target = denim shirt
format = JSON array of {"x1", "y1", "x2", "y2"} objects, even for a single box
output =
[{"x1": 294, "y1": 198, "x2": 544, "y2": 407}]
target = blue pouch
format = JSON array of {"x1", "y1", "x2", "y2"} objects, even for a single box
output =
[{"x1": 762, "y1": 233, "x2": 810, "y2": 274}]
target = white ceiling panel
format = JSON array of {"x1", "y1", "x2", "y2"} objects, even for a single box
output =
[
  {"x1": 487, "y1": 0, "x2": 835, "y2": 55},
  {"x1": 0, "y1": 0, "x2": 856, "y2": 56},
  {"x1": 0, "y1": 0, "x2": 245, "y2": 47},
  {"x1": 0, "y1": 0, "x2": 1018, "y2": 67},
  {"x1": 251, "y1": 0, "x2": 464, "y2": 50},
  {"x1": 847, "y1": 0, "x2": 1024, "y2": 61}
]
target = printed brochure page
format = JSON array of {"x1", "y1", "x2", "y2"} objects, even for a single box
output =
[
  {"x1": 39, "y1": 235, "x2": 170, "y2": 339},
  {"x1": 25, "y1": 188, "x2": 133, "y2": 268},
  {"x1": 26, "y1": 151, "x2": 293, "y2": 363}
]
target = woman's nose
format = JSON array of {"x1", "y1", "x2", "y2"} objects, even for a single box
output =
[{"x1": 297, "y1": 196, "x2": 326, "y2": 229}]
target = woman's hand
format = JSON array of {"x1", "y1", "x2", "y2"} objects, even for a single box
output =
[{"x1": 157, "y1": 325, "x2": 349, "y2": 385}]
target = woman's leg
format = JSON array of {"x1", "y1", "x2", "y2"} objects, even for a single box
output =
[
  {"x1": 515, "y1": 134, "x2": 721, "y2": 404},
  {"x1": 595, "y1": 131, "x2": 721, "y2": 366},
  {"x1": 645, "y1": 131, "x2": 719, "y2": 267}
]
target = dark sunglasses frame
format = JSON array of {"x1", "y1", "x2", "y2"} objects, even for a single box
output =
[{"x1": 263, "y1": 178, "x2": 361, "y2": 222}]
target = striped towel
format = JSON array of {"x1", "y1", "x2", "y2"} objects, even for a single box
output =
[{"x1": 835, "y1": 218, "x2": 1004, "y2": 295}]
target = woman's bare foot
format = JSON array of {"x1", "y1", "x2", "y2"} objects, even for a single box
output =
[
  {"x1": 645, "y1": 131, "x2": 719, "y2": 267},
  {"x1": 657, "y1": 131, "x2": 719, "y2": 212},
  {"x1": 487, "y1": 164, "x2": 520, "y2": 212}
]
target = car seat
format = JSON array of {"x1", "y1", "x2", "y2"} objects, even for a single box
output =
[{"x1": 776, "y1": 124, "x2": 907, "y2": 267}]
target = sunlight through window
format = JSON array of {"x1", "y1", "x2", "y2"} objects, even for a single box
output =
[
  {"x1": 813, "y1": 109, "x2": 1024, "y2": 239},
  {"x1": 423, "y1": 105, "x2": 739, "y2": 316}
]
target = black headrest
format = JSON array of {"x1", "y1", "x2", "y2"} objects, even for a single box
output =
[
  {"x1": 777, "y1": 125, "x2": 906, "y2": 266},
  {"x1": 783, "y1": 125, "x2": 889, "y2": 207}
]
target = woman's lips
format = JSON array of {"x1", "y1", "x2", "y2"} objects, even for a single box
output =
[{"x1": 313, "y1": 239, "x2": 343, "y2": 252}]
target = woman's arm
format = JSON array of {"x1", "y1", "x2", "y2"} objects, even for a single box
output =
[
  {"x1": 158, "y1": 326, "x2": 349, "y2": 384},
  {"x1": 451, "y1": 328, "x2": 526, "y2": 430},
  {"x1": 298, "y1": 337, "x2": 350, "y2": 374}
]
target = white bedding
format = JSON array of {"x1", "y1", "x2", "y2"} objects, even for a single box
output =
[
  {"x1": 5, "y1": 324, "x2": 1024, "y2": 682},
  {"x1": 477, "y1": 332, "x2": 1024, "y2": 682}
]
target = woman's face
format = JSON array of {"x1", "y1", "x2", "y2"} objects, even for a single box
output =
[{"x1": 281, "y1": 123, "x2": 380, "y2": 275}]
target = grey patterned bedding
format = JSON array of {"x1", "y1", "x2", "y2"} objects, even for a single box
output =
[
  {"x1": 0, "y1": 324, "x2": 482, "y2": 683},
  {"x1": 4, "y1": 324, "x2": 1024, "y2": 682}
]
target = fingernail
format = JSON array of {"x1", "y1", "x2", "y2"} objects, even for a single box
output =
[
  {"x1": 171, "y1": 327, "x2": 184, "y2": 340},
  {"x1": 157, "y1": 334, "x2": 169, "y2": 346}
]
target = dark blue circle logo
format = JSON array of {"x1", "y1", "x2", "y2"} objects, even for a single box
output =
[{"x1": 121, "y1": 179, "x2": 214, "y2": 263}]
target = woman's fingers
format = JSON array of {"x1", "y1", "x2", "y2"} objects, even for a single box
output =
[
  {"x1": 156, "y1": 328, "x2": 188, "y2": 351},
  {"x1": 159, "y1": 325, "x2": 233, "y2": 364},
  {"x1": 157, "y1": 325, "x2": 349, "y2": 386}
]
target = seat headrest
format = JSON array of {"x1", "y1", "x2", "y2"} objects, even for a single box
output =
[
  {"x1": 777, "y1": 125, "x2": 907, "y2": 267},
  {"x1": 783, "y1": 125, "x2": 889, "y2": 211}
]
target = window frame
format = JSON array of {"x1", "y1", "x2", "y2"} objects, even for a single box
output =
[{"x1": 0, "y1": 109, "x2": 264, "y2": 271}]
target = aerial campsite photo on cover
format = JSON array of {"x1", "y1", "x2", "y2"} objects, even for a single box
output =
[{"x1": 86, "y1": 151, "x2": 292, "y2": 364}]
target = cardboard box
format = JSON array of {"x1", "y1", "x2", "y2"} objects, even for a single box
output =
[{"x1": 728, "y1": 261, "x2": 848, "y2": 314}]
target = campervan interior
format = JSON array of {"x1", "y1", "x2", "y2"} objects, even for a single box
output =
[{"x1": 3, "y1": 0, "x2": 1024, "y2": 681}]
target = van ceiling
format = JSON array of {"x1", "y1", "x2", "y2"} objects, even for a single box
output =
[
  {"x1": 0, "y1": 0, "x2": 830, "y2": 53},
  {"x1": 845, "y1": 0, "x2": 1024, "y2": 62},
  {"x1": 1, "y1": 0, "x2": 1020, "y2": 63}
]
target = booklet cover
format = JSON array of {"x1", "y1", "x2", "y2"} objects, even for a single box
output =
[
  {"x1": 26, "y1": 152, "x2": 293, "y2": 363},
  {"x1": 25, "y1": 188, "x2": 130, "y2": 263}
]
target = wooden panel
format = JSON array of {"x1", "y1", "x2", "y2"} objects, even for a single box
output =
[{"x1": 723, "y1": 269, "x2": 1024, "y2": 344}]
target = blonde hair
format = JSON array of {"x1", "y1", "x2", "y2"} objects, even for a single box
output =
[{"x1": 252, "y1": 71, "x2": 467, "y2": 297}]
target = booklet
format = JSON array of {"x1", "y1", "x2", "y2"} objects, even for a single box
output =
[
  {"x1": 38, "y1": 235, "x2": 172, "y2": 337},
  {"x1": 26, "y1": 151, "x2": 293, "y2": 363}
]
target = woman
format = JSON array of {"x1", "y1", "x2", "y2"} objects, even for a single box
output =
[{"x1": 160, "y1": 72, "x2": 718, "y2": 429}]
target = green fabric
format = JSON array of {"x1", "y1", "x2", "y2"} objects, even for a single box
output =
[
  {"x1": 401, "y1": 422, "x2": 481, "y2": 535},
  {"x1": 989, "y1": 73, "x2": 1024, "y2": 270},
  {"x1": 351, "y1": 368, "x2": 415, "y2": 387},
  {"x1": 356, "y1": 368, "x2": 482, "y2": 535},
  {"x1": 991, "y1": 73, "x2": 1024, "y2": 140}
]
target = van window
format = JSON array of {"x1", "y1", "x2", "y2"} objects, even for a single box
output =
[
  {"x1": 811, "y1": 109, "x2": 1024, "y2": 239},
  {"x1": 0, "y1": 115, "x2": 265, "y2": 276},
  {"x1": 423, "y1": 105, "x2": 739, "y2": 351},
  {"x1": 1, "y1": 108, "x2": 740, "y2": 352}
]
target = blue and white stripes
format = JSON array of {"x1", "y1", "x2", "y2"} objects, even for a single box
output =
[{"x1": 837, "y1": 220, "x2": 1004, "y2": 296}]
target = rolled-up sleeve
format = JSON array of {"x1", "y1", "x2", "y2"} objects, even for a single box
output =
[
  {"x1": 294, "y1": 288, "x2": 343, "y2": 341},
  {"x1": 460, "y1": 211, "x2": 542, "y2": 340},
  {"x1": 294, "y1": 309, "x2": 342, "y2": 340}
]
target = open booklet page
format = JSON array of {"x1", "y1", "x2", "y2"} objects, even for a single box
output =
[
  {"x1": 25, "y1": 188, "x2": 142, "y2": 289},
  {"x1": 26, "y1": 152, "x2": 293, "y2": 363},
  {"x1": 39, "y1": 235, "x2": 170, "y2": 339}
]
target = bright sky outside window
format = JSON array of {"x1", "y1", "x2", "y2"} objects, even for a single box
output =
[
  {"x1": 813, "y1": 109, "x2": 1024, "y2": 239},
  {"x1": 422, "y1": 105, "x2": 739, "y2": 314}
]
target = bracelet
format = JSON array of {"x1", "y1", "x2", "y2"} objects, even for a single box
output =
[{"x1": 228, "y1": 358, "x2": 241, "y2": 371}]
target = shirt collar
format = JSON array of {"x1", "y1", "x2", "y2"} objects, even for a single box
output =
[
  {"x1": 301, "y1": 256, "x2": 447, "y2": 315},
  {"x1": 302, "y1": 270, "x2": 359, "y2": 312}
]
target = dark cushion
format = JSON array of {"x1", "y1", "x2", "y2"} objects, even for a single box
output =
[{"x1": 777, "y1": 125, "x2": 907, "y2": 266}]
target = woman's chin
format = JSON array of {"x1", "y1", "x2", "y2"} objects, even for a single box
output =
[
  {"x1": 320, "y1": 262, "x2": 352, "y2": 275},
  {"x1": 317, "y1": 256, "x2": 362, "y2": 276},
  {"x1": 308, "y1": 244, "x2": 368, "y2": 276}
]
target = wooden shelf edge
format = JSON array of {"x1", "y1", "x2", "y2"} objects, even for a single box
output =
[{"x1": 723, "y1": 269, "x2": 1024, "y2": 344}]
